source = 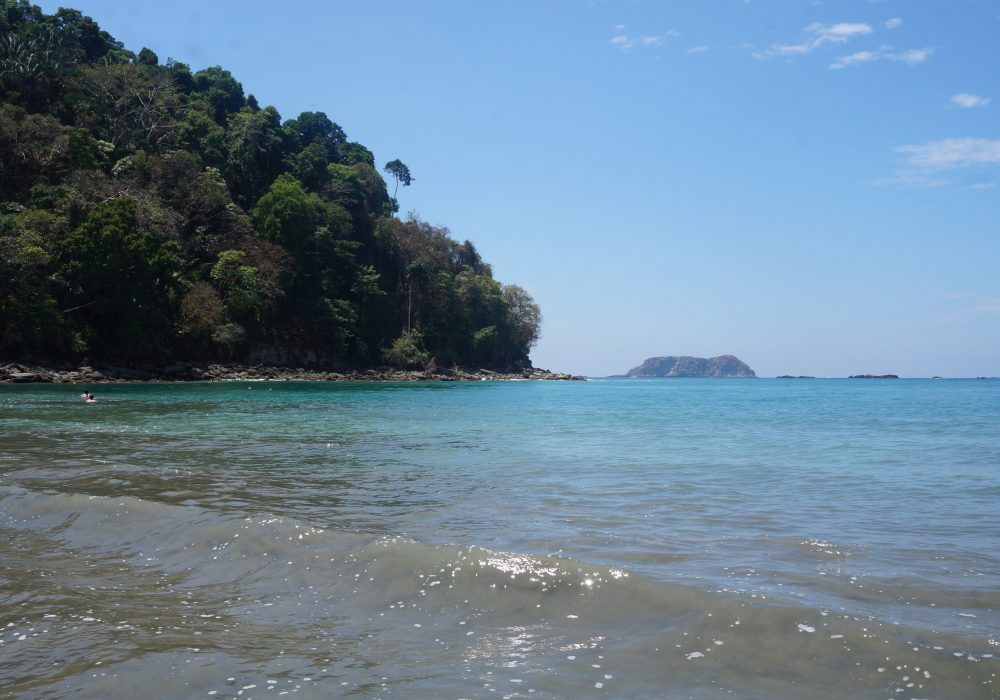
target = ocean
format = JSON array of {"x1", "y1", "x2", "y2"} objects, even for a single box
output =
[{"x1": 1, "y1": 378, "x2": 997, "y2": 699}]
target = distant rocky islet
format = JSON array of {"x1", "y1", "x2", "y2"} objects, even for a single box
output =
[
  {"x1": 625, "y1": 355, "x2": 756, "y2": 378},
  {"x1": 623, "y1": 355, "x2": 912, "y2": 379}
]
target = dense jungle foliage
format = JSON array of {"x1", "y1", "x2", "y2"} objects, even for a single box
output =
[{"x1": 0, "y1": 1, "x2": 541, "y2": 369}]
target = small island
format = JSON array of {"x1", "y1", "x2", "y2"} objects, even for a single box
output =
[
  {"x1": 848, "y1": 374, "x2": 900, "y2": 379},
  {"x1": 626, "y1": 355, "x2": 756, "y2": 378}
]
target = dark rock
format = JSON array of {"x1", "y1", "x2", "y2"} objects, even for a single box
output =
[
  {"x1": 106, "y1": 366, "x2": 153, "y2": 380},
  {"x1": 162, "y1": 361, "x2": 192, "y2": 375},
  {"x1": 8, "y1": 371, "x2": 42, "y2": 382},
  {"x1": 848, "y1": 374, "x2": 899, "y2": 379}
]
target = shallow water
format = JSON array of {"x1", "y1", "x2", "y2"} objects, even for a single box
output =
[{"x1": 1, "y1": 378, "x2": 998, "y2": 698}]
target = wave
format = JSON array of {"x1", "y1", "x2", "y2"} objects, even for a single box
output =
[{"x1": 2, "y1": 485, "x2": 997, "y2": 699}]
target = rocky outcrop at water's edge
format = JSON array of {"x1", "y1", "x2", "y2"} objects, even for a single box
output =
[{"x1": 0, "y1": 361, "x2": 584, "y2": 384}]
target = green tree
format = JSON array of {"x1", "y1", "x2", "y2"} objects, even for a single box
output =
[
  {"x1": 383, "y1": 158, "x2": 412, "y2": 197},
  {"x1": 192, "y1": 65, "x2": 244, "y2": 124},
  {"x1": 0, "y1": 104, "x2": 73, "y2": 200},
  {"x1": 224, "y1": 106, "x2": 287, "y2": 207},
  {"x1": 0, "y1": 28, "x2": 71, "y2": 108},
  {"x1": 384, "y1": 329, "x2": 429, "y2": 369},
  {"x1": 172, "y1": 105, "x2": 226, "y2": 166},
  {"x1": 351, "y1": 263, "x2": 387, "y2": 360},
  {"x1": 354, "y1": 162, "x2": 392, "y2": 218},
  {"x1": 339, "y1": 142, "x2": 374, "y2": 166},
  {"x1": 289, "y1": 141, "x2": 330, "y2": 192},
  {"x1": 59, "y1": 197, "x2": 182, "y2": 356},
  {"x1": 136, "y1": 46, "x2": 157, "y2": 66},
  {"x1": 285, "y1": 111, "x2": 346, "y2": 161},
  {"x1": 502, "y1": 284, "x2": 541, "y2": 356},
  {"x1": 210, "y1": 249, "x2": 262, "y2": 321},
  {"x1": 326, "y1": 162, "x2": 390, "y2": 223},
  {"x1": 177, "y1": 281, "x2": 225, "y2": 353},
  {"x1": 47, "y1": 7, "x2": 124, "y2": 63},
  {"x1": 252, "y1": 173, "x2": 323, "y2": 259},
  {"x1": 0, "y1": 208, "x2": 64, "y2": 354}
]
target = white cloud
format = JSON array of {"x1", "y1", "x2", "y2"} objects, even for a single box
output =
[
  {"x1": 611, "y1": 30, "x2": 679, "y2": 52},
  {"x1": 757, "y1": 21, "x2": 872, "y2": 58},
  {"x1": 951, "y1": 93, "x2": 991, "y2": 109},
  {"x1": 830, "y1": 45, "x2": 934, "y2": 69},
  {"x1": 877, "y1": 138, "x2": 1000, "y2": 187},
  {"x1": 884, "y1": 17, "x2": 902, "y2": 30},
  {"x1": 897, "y1": 138, "x2": 1000, "y2": 170},
  {"x1": 687, "y1": 45, "x2": 709, "y2": 54},
  {"x1": 972, "y1": 182, "x2": 996, "y2": 189},
  {"x1": 614, "y1": 24, "x2": 626, "y2": 30},
  {"x1": 810, "y1": 22, "x2": 873, "y2": 40},
  {"x1": 830, "y1": 50, "x2": 879, "y2": 68},
  {"x1": 892, "y1": 47, "x2": 933, "y2": 64},
  {"x1": 611, "y1": 34, "x2": 658, "y2": 50}
]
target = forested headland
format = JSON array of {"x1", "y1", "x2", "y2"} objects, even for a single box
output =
[{"x1": 0, "y1": 1, "x2": 541, "y2": 373}]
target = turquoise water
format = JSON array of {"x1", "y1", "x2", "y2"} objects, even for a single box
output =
[{"x1": 1, "y1": 378, "x2": 998, "y2": 698}]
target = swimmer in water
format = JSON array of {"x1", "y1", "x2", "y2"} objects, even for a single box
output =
[{"x1": 83, "y1": 391, "x2": 95, "y2": 402}]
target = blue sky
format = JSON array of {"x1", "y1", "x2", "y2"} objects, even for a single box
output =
[{"x1": 37, "y1": 0, "x2": 1000, "y2": 376}]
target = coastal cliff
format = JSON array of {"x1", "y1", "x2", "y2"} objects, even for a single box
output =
[{"x1": 626, "y1": 355, "x2": 756, "y2": 378}]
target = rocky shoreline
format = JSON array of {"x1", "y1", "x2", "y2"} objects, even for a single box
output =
[{"x1": 0, "y1": 360, "x2": 584, "y2": 384}]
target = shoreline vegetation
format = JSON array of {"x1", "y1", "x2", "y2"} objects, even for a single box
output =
[
  {"x1": 1, "y1": 4, "x2": 543, "y2": 375},
  {"x1": 0, "y1": 360, "x2": 584, "y2": 383}
]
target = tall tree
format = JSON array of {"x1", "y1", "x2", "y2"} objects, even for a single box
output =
[{"x1": 383, "y1": 158, "x2": 412, "y2": 199}]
